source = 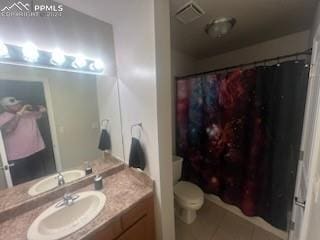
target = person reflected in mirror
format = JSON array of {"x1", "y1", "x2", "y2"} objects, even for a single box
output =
[{"x1": 0, "y1": 97, "x2": 47, "y2": 185}]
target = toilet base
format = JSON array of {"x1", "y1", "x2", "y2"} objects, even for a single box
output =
[{"x1": 175, "y1": 203, "x2": 197, "y2": 224}]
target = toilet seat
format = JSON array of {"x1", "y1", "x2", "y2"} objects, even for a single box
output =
[
  {"x1": 174, "y1": 181, "x2": 204, "y2": 206},
  {"x1": 172, "y1": 158, "x2": 205, "y2": 224}
]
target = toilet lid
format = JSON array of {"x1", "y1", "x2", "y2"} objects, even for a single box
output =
[{"x1": 174, "y1": 181, "x2": 204, "y2": 204}]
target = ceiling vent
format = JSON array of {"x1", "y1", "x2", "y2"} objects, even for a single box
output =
[{"x1": 175, "y1": 1, "x2": 205, "y2": 24}]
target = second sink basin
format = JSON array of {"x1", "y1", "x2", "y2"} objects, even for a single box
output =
[
  {"x1": 27, "y1": 191, "x2": 106, "y2": 240},
  {"x1": 28, "y1": 170, "x2": 85, "y2": 196}
]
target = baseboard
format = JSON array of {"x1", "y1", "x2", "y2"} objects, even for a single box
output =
[{"x1": 205, "y1": 194, "x2": 288, "y2": 240}]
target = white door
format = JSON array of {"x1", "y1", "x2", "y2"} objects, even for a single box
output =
[
  {"x1": 289, "y1": 28, "x2": 320, "y2": 240},
  {"x1": 0, "y1": 131, "x2": 14, "y2": 187}
]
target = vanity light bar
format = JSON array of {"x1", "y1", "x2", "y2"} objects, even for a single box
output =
[
  {"x1": 0, "y1": 42, "x2": 105, "y2": 75},
  {"x1": 0, "y1": 42, "x2": 9, "y2": 58}
]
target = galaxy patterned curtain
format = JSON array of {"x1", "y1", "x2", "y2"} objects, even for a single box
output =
[{"x1": 176, "y1": 61, "x2": 309, "y2": 230}]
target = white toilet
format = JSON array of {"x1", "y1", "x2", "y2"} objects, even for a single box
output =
[{"x1": 173, "y1": 156, "x2": 204, "y2": 224}]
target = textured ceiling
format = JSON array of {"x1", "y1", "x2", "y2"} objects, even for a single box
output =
[{"x1": 171, "y1": 0, "x2": 318, "y2": 59}]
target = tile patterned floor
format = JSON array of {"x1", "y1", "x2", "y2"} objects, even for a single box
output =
[{"x1": 175, "y1": 200, "x2": 283, "y2": 240}]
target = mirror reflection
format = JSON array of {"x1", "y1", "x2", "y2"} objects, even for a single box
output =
[
  {"x1": 0, "y1": 83, "x2": 58, "y2": 186},
  {"x1": 0, "y1": 66, "x2": 122, "y2": 194}
]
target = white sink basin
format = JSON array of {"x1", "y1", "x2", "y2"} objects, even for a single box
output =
[
  {"x1": 27, "y1": 191, "x2": 106, "y2": 240},
  {"x1": 28, "y1": 170, "x2": 86, "y2": 196}
]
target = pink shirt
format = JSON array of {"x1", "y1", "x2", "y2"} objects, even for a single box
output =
[{"x1": 0, "y1": 112, "x2": 45, "y2": 161}]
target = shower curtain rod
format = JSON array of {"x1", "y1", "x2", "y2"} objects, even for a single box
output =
[{"x1": 176, "y1": 48, "x2": 312, "y2": 79}]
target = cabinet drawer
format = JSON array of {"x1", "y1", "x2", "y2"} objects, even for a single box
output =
[
  {"x1": 121, "y1": 197, "x2": 150, "y2": 230},
  {"x1": 91, "y1": 218, "x2": 122, "y2": 240},
  {"x1": 117, "y1": 216, "x2": 147, "y2": 240}
]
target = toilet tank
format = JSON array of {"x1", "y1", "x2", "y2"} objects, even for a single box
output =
[{"x1": 173, "y1": 156, "x2": 183, "y2": 185}]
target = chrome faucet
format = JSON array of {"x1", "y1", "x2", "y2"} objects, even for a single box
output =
[
  {"x1": 57, "y1": 172, "x2": 65, "y2": 186},
  {"x1": 55, "y1": 193, "x2": 79, "y2": 208}
]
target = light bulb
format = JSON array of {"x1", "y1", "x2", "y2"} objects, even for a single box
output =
[
  {"x1": 206, "y1": 17, "x2": 236, "y2": 39},
  {"x1": 0, "y1": 42, "x2": 9, "y2": 58},
  {"x1": 22, "y1": 42, "x2": 39, "y2": 62},
  {"x1": 51, "y1": 48, "x2": 65, "y2": 66},
  {"x1": 90, "y1": 59, "x2": 104, "y2": 71},
  {"x1": 72, "y1": 54, "x2": 86, "y2": 68}
]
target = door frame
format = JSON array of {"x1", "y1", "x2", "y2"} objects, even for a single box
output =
[
  {"x1": 0, "y1": 73, "x2": 62, "y2": 187},
  {"x1": 0, "y1": 130, "x2": 12, "y2": 187},
  {"x1": 293, "y1": 25, "x2": 320, "y2": 240}
]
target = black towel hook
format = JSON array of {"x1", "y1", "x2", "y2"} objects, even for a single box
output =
[
  {"x1": 131, "y1": 123, "x2": 142, "y2": 139},
  {"x1": 101, "y1": 119, "x2": 110, "y2": 129}
]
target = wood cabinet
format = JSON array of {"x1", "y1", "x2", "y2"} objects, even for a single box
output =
[
  {"x1": 117, "y1": 217, "x2": 147, "y2": 240},
  {"x1": 90, "y1": 195, "x2": 155, "y2": 240}
]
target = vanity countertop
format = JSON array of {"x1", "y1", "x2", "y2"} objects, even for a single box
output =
[
  {"x1": 0, "y1": 167, "x2": 153, "y2": 240},
  {"x1": 0, "y1": 156, "x2": 124, "y2": 222}
]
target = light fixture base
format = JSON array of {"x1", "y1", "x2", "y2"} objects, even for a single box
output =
[{"x1": 205, "y1": 17, "x2": 236, "y2": 38}]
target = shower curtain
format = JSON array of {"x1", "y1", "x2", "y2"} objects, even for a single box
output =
[{"x1": 176, "y1": 61, "x2": 309, "y2": 230}]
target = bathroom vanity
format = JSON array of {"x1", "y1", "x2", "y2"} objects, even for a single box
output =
[
  {"x1": 91, "y1": 193, "x2": 154, "y2": 240},
  {"x1": 0, "y1": 167, "x2": 155, "y2": 240},
  {"x1": 0, "y1": 155, "x2": 124, "y2": 221}
]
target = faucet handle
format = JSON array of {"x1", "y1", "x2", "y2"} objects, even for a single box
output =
[
  {"x1": 55, "y1": 172, "x2": 63, "y2": 179},
  {"x1": 63, "y1": 192, "x2": 79, "y2": 200},
  {"x1": 55, "y1": 195, "x2": 67, "y2": 208},
  {"x1": 56, "y1": 192, "x2": 79, "y2": 208},
  {"x1": 63, "y1": 192, "x2": 72, "y2": 200},
  {"x1": 71, "y1": 194, "x2": 79, "y2": 201},
  {"x1": 56, "y1": 172, "x2": 65, "y2": 186},
  {"x1": 64, "y1": 192, "x2": 79, "y2": 206}
]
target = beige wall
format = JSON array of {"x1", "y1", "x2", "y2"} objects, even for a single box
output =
[
  {"x1": 171, "y1": 49, "x2": 197, "y2": 77},
  {"x1": 196, "y1": 30, "x2": 311, "y2": 72},
  {"x1": 154, "y1": 0, "x2": 176, "y2": 238},
  {"x1": 106, "y1": 1, "x2": 175, "y2": 239},
  {"x1": 96, "y1": 76, "x2": 124, "y2": 160},
  {"x1": 309, "y1": 2, "x2": 320, "y2": 46},
  {"x1": 48, "y1": 71, "x2": 101, "y2": 170}
]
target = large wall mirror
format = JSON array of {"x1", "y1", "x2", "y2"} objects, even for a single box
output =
[
  {"x1": 0, "y1": 68, "x2": 123, "y2": 189},
  {"x1": 0, "y1": 6, "x2": 125, "y2": 199}
]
